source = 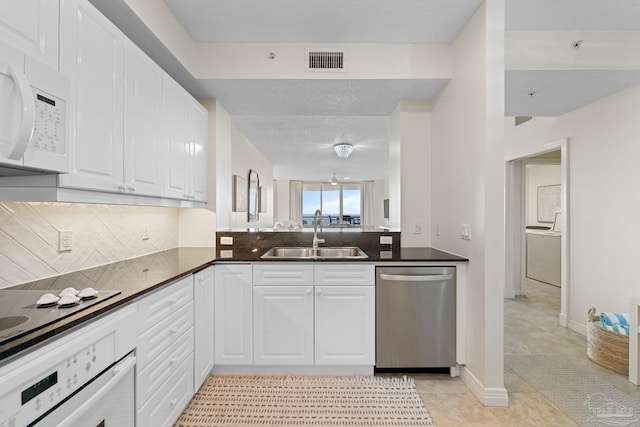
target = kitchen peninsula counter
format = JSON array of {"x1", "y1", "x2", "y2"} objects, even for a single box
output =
[{"x1": 0, "y1": 243, "x2": 466, "y2": 362}]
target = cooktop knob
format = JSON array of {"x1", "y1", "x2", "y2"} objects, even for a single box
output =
[
  {"x1": 37, "y1": 293, "x2": 60, "y2": 306},
  {"x1": 78, "y1": 287, "x2": 98, "y2": 299},
  {"x1": 59, "y1": 287, "x2": 79, "y2": 297},
  {"x1": 58, "y1": 294, "x2": 80, "y2": 306}
]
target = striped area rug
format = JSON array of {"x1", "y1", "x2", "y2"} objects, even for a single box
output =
[{"x1": 175, "y1": 375, "x2": 437, "y2": 426}]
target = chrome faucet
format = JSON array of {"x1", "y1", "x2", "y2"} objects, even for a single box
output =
[{"x1": 312, "y1": 209, "x2": 325, "y2": 249}]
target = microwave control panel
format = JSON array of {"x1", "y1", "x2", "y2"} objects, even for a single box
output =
[{"x1": 30, "y1": 87, "x2": 66, "y2": 154}]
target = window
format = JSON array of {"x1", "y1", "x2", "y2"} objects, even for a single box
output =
[{"x1": 302, "y1": 182, "x2": 361, "y2": 226}]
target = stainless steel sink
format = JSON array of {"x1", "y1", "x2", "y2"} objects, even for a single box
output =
[{"x1": 261, "y1": 246, "x2": 368, "y2": 259}]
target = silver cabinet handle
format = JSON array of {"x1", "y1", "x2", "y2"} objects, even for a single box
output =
[{"x1": 379, "y1": 273, "x2": 454, "y2": 282}]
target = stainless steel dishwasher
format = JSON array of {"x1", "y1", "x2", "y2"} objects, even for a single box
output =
[{"x1": 376, "y1": 266, "x2": 456, "y2": 369}]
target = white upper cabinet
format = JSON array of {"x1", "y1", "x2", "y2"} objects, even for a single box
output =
[
  {"x1": 58, "y1": 0, "x2": 208, "y2": 203},
  {"x1": 0, "y1": 0, "x2": 59, "y2": 69},
  {"x1": 163, "y1": 74, "x2": 208, "y2": 201},
  {"x1": 59, "y1": 0, "x2": 124, "y2": 192},
  {"x1": 189, "y1": 99, "x2": 208, "y2": 202},
  {"x1": 162, "y1": 74, "x2": 189, "y2": 200},
  {"x1": 123, "y1": 39, "x2": 163, "y2": 197}
]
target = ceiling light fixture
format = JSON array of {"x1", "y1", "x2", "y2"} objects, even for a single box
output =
[
  {"x1": 333, "y1": 143, "x2": 353, "y2": 159},
  {"x1": 330, "y1": 173, "x2": 338, "y2": 185}
]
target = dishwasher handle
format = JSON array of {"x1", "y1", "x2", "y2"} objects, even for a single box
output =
[{"x1": 378, "y1": 273, "x2": 454, "y2": 282}]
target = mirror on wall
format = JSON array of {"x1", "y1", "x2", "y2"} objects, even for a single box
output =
[{"x1": 248, "y1": 169, "x2": 260, "y2": 222}]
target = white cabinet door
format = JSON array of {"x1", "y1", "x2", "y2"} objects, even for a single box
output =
[
  {"x1": 189, "y1": 99, "x2": 208, "y2": 202},
  {"x1": 0, "y1": 0, "x2": 59, "y2": 69},
  {"x1": 162, "y1": 74, "x2": 189, "y2": 199},
  {"x1": 253, "y1": 286, "x2": 314, "y2": 365},
  {"x1": 214, "y1": 264, "x2": 253, "y2": 365},
  {"x1": 123, "y1": 39, "x2": 163, "y2": 197},
  {"x1": 59, "y1": 0, "x2": 124, "y2": 192},
  {"x1": 194, "y1": 266, "x2": 214, "y2": 390},
  {"x1": 315, "y1": 286, "x2": 375, "y2": 365}
]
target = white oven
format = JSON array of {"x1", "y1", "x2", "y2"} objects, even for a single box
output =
[
  {"x1": 0, "y1": 40, "x2": 69, "y2": 176},
  {"x1": 0, "y1": 306, "x2": 137, "y2": 427}
]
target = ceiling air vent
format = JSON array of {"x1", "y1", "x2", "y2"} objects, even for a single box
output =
[{"x1": 306, "y1": 50, "x2": 345, "y2": 72}]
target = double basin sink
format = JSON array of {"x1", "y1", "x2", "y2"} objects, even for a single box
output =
[{"x1": 261, "y1": 246, "x2": 368, "y2": 259}]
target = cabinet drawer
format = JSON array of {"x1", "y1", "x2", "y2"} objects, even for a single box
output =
[
  {"x1": 137, "y1": 326, "x2": 194, "y2": 408},
  {"x1": 137, "y1": 301, "x2": 194, "y2": 369},
  {"x1": 137, "y1": 275, "x2": 193, "y2": 335},
  {"x1": 314, "y1": 264, "x2": 374, "y2": 286},
  {"x1": 137, "y1": 353, "x2": 194, "y2": 427},
  {"x1": 253, "y1": 264, "x2": 314, "y2": 286}
]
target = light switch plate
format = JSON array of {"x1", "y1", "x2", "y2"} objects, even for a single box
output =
[{"x1": 461, "y1": 223, "x2": 471, "y2": 240}]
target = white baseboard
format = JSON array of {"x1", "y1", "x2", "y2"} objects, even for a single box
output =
[
  {"x1": 568, "y1": 319, "x2": 587, "y2": 336},
  {"x1": 212, "y1": 365, "x2": 374, "y2": 375},
  {"x1": 559, "y1": 312, "x2": 568, "y2": 327},
  {"x1": 460, "y1": 366, "x2": 509, "y2": 407}
]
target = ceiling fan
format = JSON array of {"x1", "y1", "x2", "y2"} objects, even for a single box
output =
[{"x1": 327, "y1": 173, "x2": 351, "y2": 185}]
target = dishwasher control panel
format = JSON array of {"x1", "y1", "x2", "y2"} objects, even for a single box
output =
[{"x1": 0, "y1": 333, "x2": 115, "y2": 427}]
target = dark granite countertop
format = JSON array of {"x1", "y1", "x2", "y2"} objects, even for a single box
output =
[
  {"x1": 215, "y1": 245, "x2": 468, "y2": 263},
  {"x1": 0, "y1": 247, "x2": 215, "y2": 363},
  {"x1": 0, "y1": 244, "x2": 466, "y2": 363}
]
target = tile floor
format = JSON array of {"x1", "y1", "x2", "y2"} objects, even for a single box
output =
[{"x1": 413, "y1": 279, "x2": 640, "y2": 426}]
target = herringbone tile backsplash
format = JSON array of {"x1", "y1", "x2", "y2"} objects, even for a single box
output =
[{"x1": 0, "y1": 202, "x2": 179, "y2": 288}]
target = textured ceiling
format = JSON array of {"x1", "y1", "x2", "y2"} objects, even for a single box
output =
[
  {"x1": 163, "y1": 0, "x2": 484, "y2": 43},
  {"x1": 506, "y1": 0, "x2": 640, "y2": 31},
  {"x1": 199, "y1": 79, "x2": 448, "y2": 116},
  {"x1": 92, "y1": 0, "x2": 640, "y2": 181},
  {"x1": 232, "y1": 116, "x2": 390, "y2": 181}
]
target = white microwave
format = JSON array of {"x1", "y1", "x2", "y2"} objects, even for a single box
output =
[{"x1": 0, "y1": 40, "x2": 69, "y2": 176}]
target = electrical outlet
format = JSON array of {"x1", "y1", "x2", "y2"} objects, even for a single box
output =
[
  {"x1": 220, "y1": 236, "x2": 233, "y2": 245},
  {"x1": 414, "y1": 222, "x2": 422, "y2": 234},
  {"x1": 58, "y1": 229, "x2": 72, "y2": 252},
  {"x1": 461, "y1": 223, "x2": 471, "y2": 240},
  {"x1": 380, "y1": 236, "x2": 393, "y2": 245},
  {"x1": 142, "y1": 224, "x2": 149, "y2": 240}
]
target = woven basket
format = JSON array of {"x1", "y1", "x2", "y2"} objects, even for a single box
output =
[{"x1": 586, "y1": 307, "x2": 629, "y2": 375}]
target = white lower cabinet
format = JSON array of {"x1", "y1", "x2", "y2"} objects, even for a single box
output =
[
  {"x1": 315, "y1": 286, "x2": 375, "y2": 365},
  {"x1": 214, "y1": 263, "x2": 375, "y2": 369},
  {"x1": 194, "y1": 266, "x2": 215, "y2": 390},
  {"x1": 253, "y1": 286, "x2": 314, "y2": 365},
  {"x1": 214, "y1": 264, "x2": 253, "y2": 365},
  {"x1": 137, "y1": 355, "x2": 194, "y2": 427},
  {"x1": 135, "y1": 275, "x2": 195, "y2": 427}
]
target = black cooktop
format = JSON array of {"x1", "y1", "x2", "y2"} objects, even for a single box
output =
[{"x1": 0, "y1": 289, "x2": 121, "y2": 346}]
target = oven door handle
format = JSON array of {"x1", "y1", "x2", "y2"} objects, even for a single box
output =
[
  {"x1": 378, "y1": 273, "x2": 454, "y2": 282},
  {"x1": 56, "y1": 355, "x2": 136, "y2": 427}
]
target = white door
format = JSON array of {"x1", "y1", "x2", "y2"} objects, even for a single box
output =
[
  {"x1": 0, "y1": 0, "x2": 59, "y2": 69},
  {"x1": 214, "y1": 264, "x2": 253, "y2": 365},
  {"x1": 253, "y1": 286, "x2": 314, "y2": 365},
  {"x1": 123, "y1": 39, "x2": 163, "y2": 196},
  {"x1": 194, "y1": 266, "x2": 214, "y2": 390},
  {"x1": 315, "y1": 286, "x2": 375, "y2": 365},
  {"x1": 189, "y1": 99, "x2": 208, "y2": 202},
  {"x1": 162, "y1": 74, "x2": 189, "y2": 199},
  {"x1": 59, "y1": 0, "x2": 124, "y2": 192}
]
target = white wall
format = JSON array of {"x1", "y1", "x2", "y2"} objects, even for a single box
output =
[
  {"x1": 230, "y1": 123, "x2": 274, "y2": 229},
  {"x1": 388, "y1": 106, "x2": 402, "y2": 230},
  {"x1": 399, "y1": 101, "x2": 432, "y2": 247},
  {"x1": 273, "y1": 179, "x2": 291, "y2": 223},
  {"x1": 0, "y1": 202, "x2": 179, "y2": 288},
  {"x1": 215, "y1": 101, "x2": 233, "y2": 229},
  {"x1": 506, "y1": 82, "x2": 640, "y2": 334},
  {"x1": 526, "y1": 164, "x2": 561, "y2": 227},
  {"x1": 431, "y1": 0, "x2": 506, "y2": 404}
]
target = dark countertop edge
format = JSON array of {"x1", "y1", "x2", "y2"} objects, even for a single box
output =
[
  {"x1": 0, "y1": 254, "x2": 215, "y2": 364},
  {"x1": 0, "y1": 246, "x2": 466, "y2": 363}
]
